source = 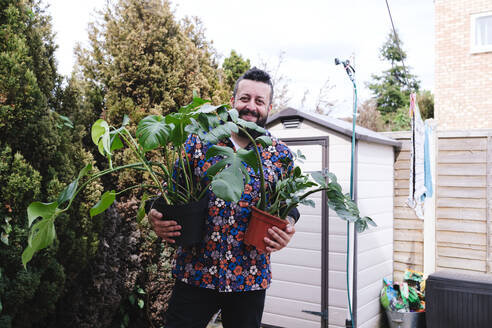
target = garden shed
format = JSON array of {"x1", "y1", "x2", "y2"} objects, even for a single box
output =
[{"x1": 262, "y1": 108, "x2": 401, "y2": 328}]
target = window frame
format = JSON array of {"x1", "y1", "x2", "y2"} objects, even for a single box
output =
[{"x1": 470, "y1": 11, "x2": 492, "y2": 54}]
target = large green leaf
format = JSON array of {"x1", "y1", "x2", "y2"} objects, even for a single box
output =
[
  {"x1": 22, "y1": 218, "x2": 56, "y2": 268},
  {"x1": 27, "y1": 201, "x2": 59, "y2": 227},
  {"x1": 185, "y1": 111, "x2": 237, "y2": 144},
  {"x1": 236, "y1": 148, "x2": 259, "y2": 173},
  {"x1": 57, "y1": 180, "x2": 78, "y2": 205},
  {"x1": 180, "y1": 96, "x2": 210, "y2": 112},
  {"x1": 194, "y1": 103, "x2": 223, "y2": 114},
  {"x1": 91, "y1": 119, "x2": 111, "y2": 156},
  {"x1": 90, "y1": 190, "x2": 116, "y2": 217},
  {"x1": 255, "y1": 136, "x2": 272, "y2": 148},
  {"x1": 107, "y1": 115, "x2": 130, "y2": 151},
  {"x1": 57, "y1": 163, "x2": 93, "y2": 205},
  {"x1": 205, "y1": 160, "x2": 228, "y2": 178},
  {"x1": 292, "y1": 166, "x2": 302, "y2": 178},
  {"x1": 136, "y1": 115, "x2": 170, "y2": 151},
  {"x1": 205, "y1": 144, "x2": 234, "y2": 160},
  {"x1": 78, "y1": 163, "x2": 93, "y2": 179},
  {"x1": 137, "y1": 193, "x2": 150, "y2": 223},
  {"x1": 210, "y1": 166, "x2": 244, "y2": 202},
  {"x1": 311, "y1": 171, "x2": 327, "y2": 187},
  {"x1": 203, "y1": 122, "x2": 238, "y2": 144},
  {"x1": 228, "y1": 108, "x2": 239, "y2": 122},
  {"x1": 236, "y1": 118, "x2": 266, "y2": 134},
  {"x1": 110, "y1": 133, "x2": 124, "y2": 151},
  {"x1": 300, "y1": 199, "x2": 316, "y2": 208},
  {"x1": 205, "y1": 145, "x2": 258, "y2": 201},
  {"x1": 166, "y1": 113, "x2": 192, "y2": 145},
  {"x1": 216, "y1": 106, "x2": 230, "y2": 121}
]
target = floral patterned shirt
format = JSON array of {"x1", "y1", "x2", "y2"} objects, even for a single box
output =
[{"x1": 171, "y1": 132, "x2": 294, "y2": 292}]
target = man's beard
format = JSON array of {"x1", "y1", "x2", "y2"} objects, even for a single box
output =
[{"x1": 237, "y1": 108, "x2": 267, "y2": 140}]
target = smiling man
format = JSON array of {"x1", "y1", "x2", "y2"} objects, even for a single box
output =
[
  {"x1": 231, "y1": 69, "x2": 273, "y2": 145},
  {"x1": 149, "y1": 67, "x2": 299, "y2": 328}
]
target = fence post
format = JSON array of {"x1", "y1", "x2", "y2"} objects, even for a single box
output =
[
  {"x1": 423, "y1": 123, "x2": 437, "y2": 276},
  {"x1": 487, "y1": 134, "x2": 491, "y2": 273}
]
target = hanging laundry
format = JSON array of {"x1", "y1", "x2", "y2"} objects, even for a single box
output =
[
  {"x1": 422, "y1": 123, "x2": 433, "y2": 201},
  {"x1": 406, "y1": 93, "x2": 428, "y2": 219}
]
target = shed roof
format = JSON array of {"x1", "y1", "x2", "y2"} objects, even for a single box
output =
[{"x1": 267, "y1": 107, "x2": 401, "y2": 148}]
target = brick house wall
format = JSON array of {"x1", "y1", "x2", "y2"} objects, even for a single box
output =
[{"x1": 435, "y1": 0, "x2": 492, "y2": 130}]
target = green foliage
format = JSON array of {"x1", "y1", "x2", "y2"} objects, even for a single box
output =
[
  {"x1": 74, "y1": 0, "x2": 231, "y2": 195},
  {"x1": 418, "y1": 90, "x2": 434, "y2": 120},
  {"x1": 0, "y1": 0, "x2": 104, "y2": 326},
  {"x1": 75, "y1": 0, "x2": 228, "y2": 127},
  {"x1": 24, "y1": 99, "x2": 246, "y2": 266},
  {"x1": 205, "y1": 145, "x2": 259, "y2": 202},
  {"x1": 0, "y1": 147, "x2": 42, "y2": 213},
  {"x1": 222, "y1": 50, "x2": 251, "y2": 91},
  {"x1": 0, "y1": 145, "x2": 67, "y2": 327},
  {"x1": 264, "y1": 151, "x2": 376, "y2": 232},
  {"x1": 368, "y1": 31, "x2": 420, "y2": 119},
  {"x1": 378, "y1": 107, "x2": 412, "y2": 131}
]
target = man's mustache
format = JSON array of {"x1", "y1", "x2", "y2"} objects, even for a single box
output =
[{"x1": 238, "y1": 108, "x2": 259, "y2": 118}]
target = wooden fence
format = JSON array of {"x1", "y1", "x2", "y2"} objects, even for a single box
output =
[{"x1": 384, "y1": 130, "x2": 492, "y2": 281}]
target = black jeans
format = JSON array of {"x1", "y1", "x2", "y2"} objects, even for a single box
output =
[{"x1": 165, "y1": 280, "x2": 266, "y2": 328}]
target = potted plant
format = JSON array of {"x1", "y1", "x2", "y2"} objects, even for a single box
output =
[
  {"x1": 23, "y1": 100, "x2": 375, "y2": 266},
  {"x1": 196, "y1": 108, "x2": 376, "y2": 251},
  {"x1": 22, "y1": 97, "x2": 240, "y2": 267}
]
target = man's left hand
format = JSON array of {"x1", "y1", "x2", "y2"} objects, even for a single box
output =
[{"x1": 264, "y1": 223, "x2": 295, "y2": 253}]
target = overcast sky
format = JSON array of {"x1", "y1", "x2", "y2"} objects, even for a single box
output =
[{"x1": 46, "y1": 0, "x2": 434, "y2": 117}]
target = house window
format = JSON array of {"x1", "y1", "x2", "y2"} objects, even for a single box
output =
[{"x1": 471, "y1": 12, "x2": 492, "y2": 53}]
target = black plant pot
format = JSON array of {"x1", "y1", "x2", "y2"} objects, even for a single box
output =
[{"x1": 148, "y1": 196, "x2": 209, "y2": 247}]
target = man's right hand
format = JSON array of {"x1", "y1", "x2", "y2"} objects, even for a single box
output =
[{"x1": 148, "y1": 209, "x2": 181, "y2": 243}]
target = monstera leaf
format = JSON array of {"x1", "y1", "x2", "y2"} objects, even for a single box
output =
[
  {"x1": 205, "y1": 145, "x2": 259, "y2": 202},
  {"x1": 91, "y1": 119, "x2": 111, "y2": 156},
  {"x1": 136, "y1": 115, "x2": 172, "y2": 151},
  {"x1": 185, "y1": 105, "x2": 237, "y2": 144}
]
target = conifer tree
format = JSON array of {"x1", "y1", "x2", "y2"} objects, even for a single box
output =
[
  {"x1": 367, "y1": 31, "x2": 435, "y2": 131},
  {"x1": 222, "y1": 50, "x2": 251, "y2": 91},
  {"x1": 75, "y1": 0, "x2": 228, "y2": 127},
  {"x1": 0, "y1": 1, "x2": 103, "y2": 326},
  {"x1": 368, "y1": 31, "x2": 420, "y2": 116}
]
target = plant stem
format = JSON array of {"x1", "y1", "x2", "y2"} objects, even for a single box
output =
[
  {"x1": 197, "y1": 181, "x2": 210, "y2": 200},
  {"x1": 149, "y1": 162, "x2": 192, "y2": 204},
  {"x1": 134, "y1": 166, "x2": 166, "y2": 179},
  {"x1": 280, "y1": 187, "x2": 327, "y2": 220},
  {"x1": 237, "y1": 126, "x2": 267, "y2": 210},
  {"x1": 115, "y1": 184, "x2": 160, "y2": 196},
  {"x1": 119, "y1": 129, "x2": 169, "y2": 204},
  {"x1": 177, "y1": 145, "x2": 193, "y2": 201},
  {"x1": 149, "y1": 161, "x2": 170, "y2": 179},
  {"x1": 63, "y1": 162, "x2": 148, "y2": 211}
]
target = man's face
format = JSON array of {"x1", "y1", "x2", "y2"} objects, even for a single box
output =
[{"x1": 231, "y1": 79, "x2": 272, "y2": 128}]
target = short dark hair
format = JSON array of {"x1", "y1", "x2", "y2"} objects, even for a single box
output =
[{"x1": 233, "y1": 67, "x2": 274, "y2": 105}]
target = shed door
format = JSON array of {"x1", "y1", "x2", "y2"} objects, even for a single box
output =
[{"x1": 262, "y1": 137, "x2": 329, "y2": 328}]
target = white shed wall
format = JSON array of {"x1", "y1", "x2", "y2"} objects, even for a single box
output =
[
  {"x1": 263, "y1": 142, "x2": 324, "y2": 328},
  {"x1": 266, "y1": 119, "x2": 395, "y2": 328},
  {"x1": 270, "y1": 120, "x2": 354, "y2": 328},
  {"x1": 356, "y1": 140, "x2": 395, "y2": 328}
]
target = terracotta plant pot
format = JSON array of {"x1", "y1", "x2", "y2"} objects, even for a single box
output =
[
  {"x1": 244, "y1": 206, "x2": 287, "y2": 252},
  {"x1": 149, "y1": 195, "x2": 209, "y2": 247}
]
